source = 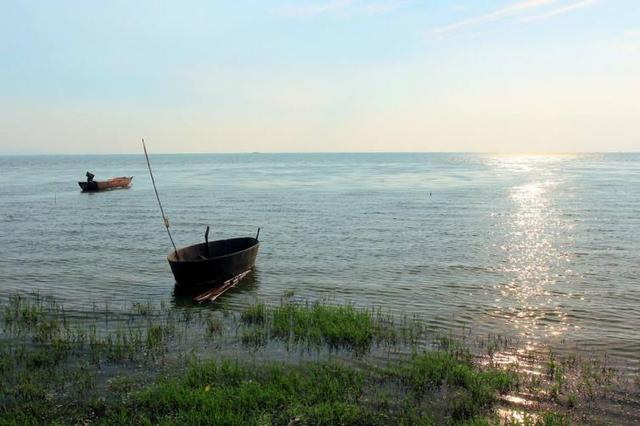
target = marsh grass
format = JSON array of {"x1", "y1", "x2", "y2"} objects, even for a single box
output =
[
  {"x1": 498, "y1": 346, "x2": 640, "y2": 425},
  {"x1": 121, "y1": 360, "x2": 375, "y2": 425},
  {"x1": 240, "y1": 302, "x2": 267, "y2": 325},
  {"x1": 271, "y1": 302, "x2": 375, "y2": 351},
  {"x1": 0, "y1": 293, "x2": 186, "y2": 423},
  {"x1": 205, "y1": 313, "x2": 224, "y2": 337},
  {"x1": 240, "y1": 300, "x2": 425, "y2": 354},
  {"x1": 91, "y1": 353, "x2": 516, "y2": 425},
  {"x1": 0, "y1": 292, "x2": 636, "y2": 425}
]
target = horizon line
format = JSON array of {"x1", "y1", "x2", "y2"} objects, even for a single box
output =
[{"x1": 0, "y1": 150, "x2": 638, "y2": 156}]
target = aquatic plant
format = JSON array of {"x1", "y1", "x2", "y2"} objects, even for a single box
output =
[
  {"x1": 0, "y1": 292, "x2": 636, "y2": 425},
  {"x1": 205, "y1": 314, "x2": 224, "y2": 337},
  {"x1": 238, "y1": 300, "x2": 425, "y2": 355},
  {"x1": 270, "y1": 301, "x2": 375, "y2": 352},
  {"x1": 240, "y1": 302, "x2": 267, "y2": 325}
]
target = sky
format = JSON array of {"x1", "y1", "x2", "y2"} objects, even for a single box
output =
[{"x1": 0, "y1": 0, "x2": 639, "y2": 154}]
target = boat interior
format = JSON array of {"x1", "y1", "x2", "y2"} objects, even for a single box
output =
[{"x1": 168, "y1": 237, "x2": 258, "y2": 262}]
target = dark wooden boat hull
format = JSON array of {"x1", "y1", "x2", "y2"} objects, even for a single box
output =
[
  {"x1": 167, "y1": 237, "x2": 259, "y2": 287},
  {"x1": 78, "y1": 176, "x2": 133, "y2": 192}
]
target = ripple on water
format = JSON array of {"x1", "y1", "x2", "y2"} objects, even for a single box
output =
[{"x1": 0, "y1": 153, "x2": 639, "y2": 368}]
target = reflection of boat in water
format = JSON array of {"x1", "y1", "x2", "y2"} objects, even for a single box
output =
[
  {"x1": 168, "y1": 236, "x2": 259, "y2": 288},
  {"x1": 78, "y1": 176, "x2": 132, "y2": 192}
]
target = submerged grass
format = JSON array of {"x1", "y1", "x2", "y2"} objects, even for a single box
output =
[
  {"x1": 240, "y1": 302, "x2": 267, "y2": 325},
  {"x1": 271, "y1": 302, "x2": 374, "y2": 352},
  {"x1": 112, "y1": 360, "x2": 374, "y2": 425},
  {"x1": 0, "y1": 351, "x2": 516, "y2": 425},
  {"x1": 240, "y1": 300, "x2": 424, "y2": 354},
  {"x1": 0, "y1": 292, "x2": 637, "y2": 425}
]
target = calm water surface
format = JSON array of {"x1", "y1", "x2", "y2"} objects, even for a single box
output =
[{"x1": 0, "y1": 153, "x2": 638, "y2": 367}]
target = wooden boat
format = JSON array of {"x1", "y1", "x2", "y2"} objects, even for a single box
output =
[
  {"x1": 167, "y1": 235, "x2": 259, "y2": 287},
  {"x1": 141, "y1": 139, "x2": 260, "y2": 297},
  {"x1": 78, "y1": 176, "x2": 132, "y2": 192}
]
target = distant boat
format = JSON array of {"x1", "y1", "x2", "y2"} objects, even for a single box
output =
[
  {"x1": 78, "y1": 176, "x2": 132, "y2": 192},
  {"x1": 168, "y1": 234, "x2": 260, "y2": 287}
]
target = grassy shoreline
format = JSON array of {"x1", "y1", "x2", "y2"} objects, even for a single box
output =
[{"x1": 1, "y1": 292, "x2": 638, "y2": 424}]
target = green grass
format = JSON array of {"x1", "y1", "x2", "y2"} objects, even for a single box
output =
[
  {"x1": 2, "y1": 342, "x2": 516, "y2": 424},
  {"x1": 239, "y1": 300, "x2": 423, "y2": 354},
  {"x1": 241, "y1": 326, "x2": 268, "y2": 348},
  {"x1": 538, "y1": 411, "x2": 570, "y2": 426},
  {"x1": 386, "y1": 351, "x2": 517, "y2": 422},
  {"x1": 205, "y1": 314, "x2": 224, "y2": 336},
  {"x1": 98, "y1": 354, "x2": 513, "y2": 425},
  {"x1": 566, "y1": 393, "x2": 577, "y2": 409},
  {"x1": 0, "y1": 292, "x2": 634, "y2": 425},
  {"x1": 271, "y1": 302, "x2": 375, "y2": 351},
  {"x1": 2, "y1": 293, "x2": 48, "y2": 331},
  {"x1": 0, "y1": 291, "x2": 516, "y2": 425},
  {"x1": 111, "y1": 361, "x2": 376, "y2": 425},
  {"x1": 240, "y1": 302, "x2": 267, "y2": 325}
]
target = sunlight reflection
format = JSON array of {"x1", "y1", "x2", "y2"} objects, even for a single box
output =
[
  {"x1": 498, "y1": 408, "x2": 539, "y2": 424},
  {"x1": 488, "y1": 156, "x2": 577, "y2": 350}
]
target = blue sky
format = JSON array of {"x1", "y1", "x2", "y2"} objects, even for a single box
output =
[{"x1": 1, "y1": 0, "x2": 638, "y2": 153}]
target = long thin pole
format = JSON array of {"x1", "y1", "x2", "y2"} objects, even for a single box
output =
[{"x1": 142, "y1": 139, "x2": 179, "y2": 257}]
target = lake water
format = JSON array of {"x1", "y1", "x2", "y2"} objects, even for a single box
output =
[{"x1": 0, "y1": 153, "x2": 638, "y2": 367}]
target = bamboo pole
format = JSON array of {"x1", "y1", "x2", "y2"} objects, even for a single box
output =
[{"x1": 142, "y1": 139, "x2": 179, "y2": 258}]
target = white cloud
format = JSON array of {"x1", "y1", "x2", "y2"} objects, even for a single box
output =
[
  {"x1": 364, "y1": 1, "x2": 409, "y2": 15},
  {"x1": 426, "y1": 0, "x2": 600, "y2": 37},
  {"x1": 428, "y1": 0, "x2": 560, "y2": 35},
  {"x1": 281, "y1": 0, "x2": 355, "y2": 17},
  {"x1": 517, "y1": 0, "x2": 597, "y2": 22},
  {"x1": 280, "y1": 0, "x2": 408, "y2": 18}
]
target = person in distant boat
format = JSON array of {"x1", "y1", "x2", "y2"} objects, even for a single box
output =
[{"x1": 86, "y1": 171, "x2": 95, "y2": 182}]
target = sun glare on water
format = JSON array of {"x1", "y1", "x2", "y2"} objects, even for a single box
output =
[{"x1": 484, "y1": 155, "x2": 580, "y2": 355}]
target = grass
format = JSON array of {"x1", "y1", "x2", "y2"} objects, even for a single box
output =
[
  {"x1": 271, "y1": 302, "x2": 375, "y2": 351},
  {"x1": 240, "y1": 302, "x2": 267, "y2": 325},
  {"x1": 0, "y1": 352, "x2": 516, "y2": 425},
  {"x1": 0, "y1": 292, "x2": 637, "y2": 425},
  {"x1": 111, "y1": 360, "x2": 376, "y2": 425},
  {"x1": 205, "y1": 314, "x2": 224, "y2": 336},
  {"x1": 240, "y1": 300, "x2": 424, "y2": 354}
]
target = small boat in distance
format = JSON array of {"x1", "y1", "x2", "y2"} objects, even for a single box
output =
[
  {"x1": 78, "y1": 175, "x2": 133, "y2": 192},
  {"x1": 168, "y1": 231, "x2": 260, "y2": 287}
]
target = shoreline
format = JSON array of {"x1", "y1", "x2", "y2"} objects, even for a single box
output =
[{"x1": 1, "y1": 292, "x2": 638, "y2": 424}]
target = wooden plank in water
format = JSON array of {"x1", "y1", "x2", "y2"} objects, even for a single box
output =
[{"x1": 193, "y1": 270, "x2": 251, "y2": 303}]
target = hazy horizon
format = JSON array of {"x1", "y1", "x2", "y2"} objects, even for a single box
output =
[
  {"x1": 1, "y1": 150, "x2": 638, "y2": 157},
  {"x1": 2, "y1": 1, "x2": 639, "y2": 154}
]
